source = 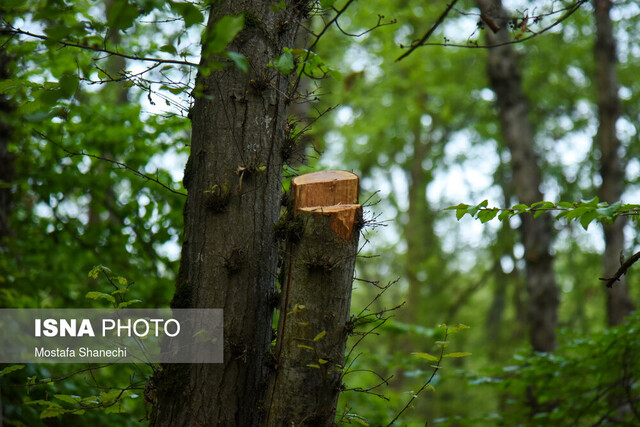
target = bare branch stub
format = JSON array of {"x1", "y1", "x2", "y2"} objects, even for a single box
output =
[{"x1": 599, "y1": 250, "x2": 640, "y2": 288}]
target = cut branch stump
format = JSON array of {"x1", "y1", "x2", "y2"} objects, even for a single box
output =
[{"x1": 267, "y1": 170, "x2": 362, "y2": 426}]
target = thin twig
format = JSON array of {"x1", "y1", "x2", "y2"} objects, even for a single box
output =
[
  {"x1": 35, "y1": 130, "x2": 187, "y2": 197},
  {"x1": 411, "y1": 0, "x2": 588, "y2": 51},
  {"x1": 3, "y1": 24, "x2": 198, "y2": 67},
  {"x1": 396, "y1": 0, "x2": 460, "y2": 61},
  {"x1": 385, "y1": 328, "x2": 449, "y2": 426}
]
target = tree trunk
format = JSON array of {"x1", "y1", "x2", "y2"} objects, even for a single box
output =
[
  {"x1": 0, "y1": 20, "x2": 14, "y2": 427},
  {"x1": 151, "y1": 2, "x2": 301, "y2": 425},
  {"x1": 266, "y1": 170, "x2": 361, "y2": 426},
  {"x1": 593, "y1": 0, "x2": 635, "y2": 326},
  {"x1": 0, "y1": 34, "x2": 14, "y2": 242},
  {"x1": 478, "y1": 0, "x2": 559, "y2": 353}
]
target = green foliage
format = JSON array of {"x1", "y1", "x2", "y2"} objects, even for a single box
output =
[
  {"x1": 448, "y1": 198, "x2": 637, "y2": 230},
  {"x1": 270, "y1": 48, "x2": 296, "y2": 75},
  {"x1": 464, "y1": 311, "x2": 640, "y2": 426}
]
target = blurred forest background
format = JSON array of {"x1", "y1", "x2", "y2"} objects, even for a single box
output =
[{"x1": 1, "y1": 0, "x2": 640, "y2": 425}]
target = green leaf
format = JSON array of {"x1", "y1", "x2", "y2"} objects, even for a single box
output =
[
  {"x1": 321, "y1": 0, "x2": 337, "y2": 8},
  {"x1": 271, "y1": 50, "x2": 295, "y2": 75},
  {"x1": 446, "y1": 203, "x2": 470, "y2": 220},
  {"x1": 44, "y1": 25, "x2": 71, "y2": 43},
  {"x1": 532, "y1": 201, "x2": 555, "y2": 218},
  {"x1": 435, "y1": 340, "x2": 449, "y2": 348},
  {"x1": 595, "y1": 201, "x2": 621, "y2": 219},
  {"x1": 412, "y1": 352, "x2": 439, "y2": 362},
  {"x1": 306, "y1": 364, "x2": 320, "y2": 369},
  {"x1": 38, "y1": 88, "x2": 62, "y2": 107},
  {"x1": 160, "y1": 44, "x2": 178, "y2": 55},
  {"x1": 297, "y1": 344, "x2": 314, "y2": 350},
  {"x1": 117, "y1": 299, "x2": 142, "y2": 308},
  {"x1": 40, "y1": 407, "x2": 66, "y2": 419},
  {"x1": 498, "y1": 209, "x2": 511, "y2": 221},
  {"x1": 581, "y1": 197, "x2": 599, "y2": 207},
  {"x1": 85, "y1": 292, "x2": 116, "y2": 304},
  {"x1": 54, "y1": 394, "x2": 80, "y2": 404},
  {"x1": 467, "y1": 200, "x2": 488, "y2": 216},
  {"x1": 512, "y1": 203, "x2": 530, "y2": 213},
  {"x1": 477, "y1": 208, "x2": 498, "y2": 223},
  {"x1": 313, "y1": 330, "x2": 327, "y2": 342},
  {"x1": 448, "y1": 324, "x2": 470, "y2": 334},
  {"x1": 59, "y1": 73, "x2": 79, "y2": 97},
  {"x1": 443, "y1": 352, "x2": 472, "y2": 358},
  {"x1": 269, "y1": 1, "x2": 286, "y2": 12},
  {"x1": 170, "y1": 1, "x2": 204, "y2": 27},
  {"x1": 0, "y1": 365, "x2": 25, "y2": 377},
  {"x1": 88, "y1": 265, "x2": 112, "y2": 279},
  {"x1": 204, "y1": 15, "x2": 245, "y2": 54},
  {"x1": 226, "y1": 51, "x2": 248, "y2": 73},
  {"x1": 107, "y1": 0, "x2": 140, "y2": 31},
  {"x1": 425, "y1": 384, "x2": 435, "y2": 392},
  {"x1": 579, "y1": 210, "x2": 599, "y2": 230},
  {"x1": 563, "y1": 206, "x2": 592, "y2": 223}
]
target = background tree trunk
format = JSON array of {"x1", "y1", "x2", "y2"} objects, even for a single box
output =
[
  {"x1": 478, "y1": 0, "x2": 559, "y2": 353},
  {"x1": 593, "y1": 0, "x2": 635, "y2": 326},
  {"x1": 0, "y1": 26, "x2": 13, "y2": 427},
  {"x1": 0, "y1": 31, "x2": 14, "y2": 242},
  {"x1": 151, "y1": 2, "x2": 301, "y2": 425}
]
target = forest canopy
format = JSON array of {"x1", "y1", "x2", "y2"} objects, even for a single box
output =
[{"x1": 1, "y1": 0, "x2": 640, "y2": 425}]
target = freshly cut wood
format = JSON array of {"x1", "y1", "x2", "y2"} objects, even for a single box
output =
[
  {"x1": 292, "y1": 170, "x2": 359, "y2": 211},
  {"x1": 292, "y1": 170, "x2": 361, "y2": 240},
  {"x1": 298, "y1": 204, "x2": 361, "y2": 240}
]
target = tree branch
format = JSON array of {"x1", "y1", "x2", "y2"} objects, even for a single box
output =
[
  {"x1": 397, "y1": 0, "x2": 588, "y2": 55},
  {"x1": 2, "y1": 24, "x2": 198, "y2": 67},
  {"x1": 35, "y1": 130, "x2": 187, "y2": 197},
  {"x1": 599, "y1": 250, "x2": 640, "y2": 288},
  {"x1": 396, "y1": 0, "x2": 460, "y2": 61}
]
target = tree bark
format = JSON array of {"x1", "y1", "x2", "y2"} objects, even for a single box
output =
[
  {"x1": 593, "y1": 0, "x2": 635, "y2": 326},
  {"x1": 478, "y1": 0, "x2": 559, "y2": 353},
  {"x1": 150, "y1": 2, "x2": 301, "y2": 425},
  {"x1": 0, "y1": 19, "x2": 14, "y2": 427},
  {"x1": 266, "y1": 170, "x2": 360, "y2": 426},
  {"x1": 0, "y1": 34, "x2": 14, "y2": 242}
]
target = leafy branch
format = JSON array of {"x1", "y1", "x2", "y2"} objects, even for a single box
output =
[
  {"x1": 386, "y1": 324, "x2": 471, "y2": 426},
  {"x1": 1, "y1": 24, "x2": 199, "y2": 67},
  {"x1": 447, "y1": 198, "x2": 639, "y2": 230},
  {"x1": 448, "y1": 199, "x2": 640, "y2": 287}
]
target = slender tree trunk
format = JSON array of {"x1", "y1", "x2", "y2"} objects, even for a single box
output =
[
  {"x1": 266, "y1": 171, "x2": 361, "y2": 426},
  {"x1": 593, "y1": 0, "x2": 635, "y2": 326},
  {"x1": 0, "y1": 37, "x2": 14, "y2": 242},
  {"x1": 151, "y1": 2, "x2": 301, "y2": 425},
  {"x1": 0, "y1": 35, "x2": 12, "y2": 427},
  {"x1": 88, "y1": 0, "x2": 126, "y2": 228},
  {"x1": 404, "y1": 112, "x2": 436, "y2": 324},
  {"x1": 478, "y1": 0, "x2": 559, "y2": 353}
]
